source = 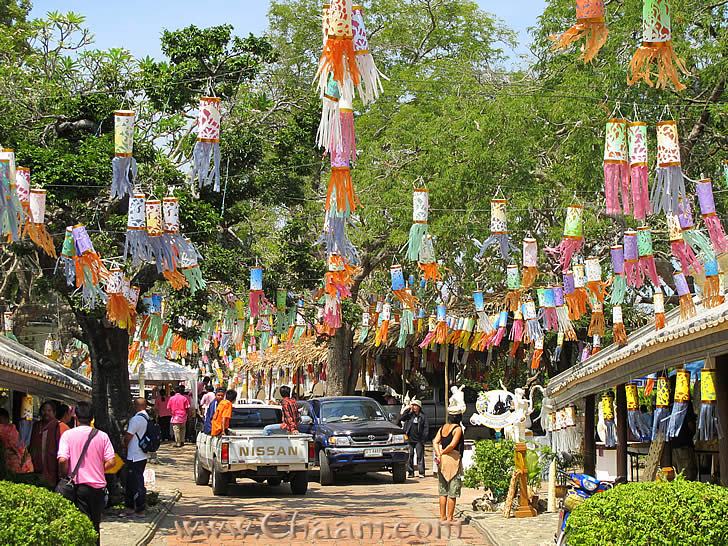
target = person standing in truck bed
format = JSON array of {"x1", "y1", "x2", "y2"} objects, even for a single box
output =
[
  {"x1": 211, "y1": 390, "x2": 237, "y2": 436},
  {"x1": 264, "y1": 386, "x2": 300, "y2": 435}
]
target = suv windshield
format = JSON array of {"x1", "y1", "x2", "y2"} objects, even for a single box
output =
[
  {"x1": 230, "y1": 407, "x2": 281, "y2": 428},
  {"x1": 321, "y1": 400, "x2": 386, "y2": 423}
]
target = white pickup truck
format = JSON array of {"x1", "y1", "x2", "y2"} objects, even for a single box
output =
[{"x1": 194, "y1": 404, "x2": 314, "y2": 496}]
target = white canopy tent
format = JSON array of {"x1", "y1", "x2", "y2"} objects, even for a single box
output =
[{"x1": 129, "y1": 354, "x2": 198, "y2": 409}]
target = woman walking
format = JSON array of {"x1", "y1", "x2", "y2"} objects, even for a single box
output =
[
  {"x1": 30, "y1": 401, "x2": 68, "y2": 487},
  {"x1": 434, "y1": 405, "x2": 465, "y2": 522}
]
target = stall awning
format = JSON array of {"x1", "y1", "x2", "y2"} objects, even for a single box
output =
[
  {"x1": 129, "y1": 354, "x2": 197, "y2": 383},
  {"x1": 0, "y1": 335, "x2": 92, "y2": 403},
  {"x1": 547, "y1": 300, "x2": 728, "y2": 408}
]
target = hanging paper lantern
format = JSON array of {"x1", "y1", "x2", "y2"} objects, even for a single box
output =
[
  {"x1": 652, "y1": 375, "x2": 670, "y2": 440},
  {"x1": 539, "y1": 287, "x2": 558, "y2": 332},
  {"x1": 628, "y1": 121, "x2": 651, "y2": 221},
  {"x1": 696, "y1": 178, "x2": 728, "y2": 254},
  {"x1": 588, "y1": 299, "x2": 605, "y2": 337},
  {"x1": 326, "y1": 146, "x2": 357, "y2": 215},
  {"x1": 673, "y1": 270, "x2": 696, "y2": 320},
  {"x1": 700, "y1": 258, "x2": 724, "y2": 309},
  {"x1": 58, "y1": 226, "x2": 76, "y2": 286},
  {"x1": 698, "y1": 369, "x2": 719, "y2": 441},
  {"x1": 178, "y1": 238, "x2": 206, "y2": 295},
  {"x1": 473, "y1": 290, "x2": 495, "y2": 346},
  {"x1": 531, "y1": 336, "x2": 544, "y2": 370},
  {"x1": 391, "y1": 264, "x2": 415, "y2": 309},
  {"x1": 651, "y1": 120, "x2": 686, "y2": 215},
  {"x1": 585, "y1": 256, "x2": 607, "y2": 303},
  {"x1": 678, "y1": 196, "x2": 715, "y2": 263},
  {"x1": 623, "y1": 230, "x2": 641, "y2": 288},
  {"x1": 601, "y1": 392, "x2": 617, "y2": 447},
  {"x1": 15, "y1": 166, "x2": 30, "y2": 206},
  {"x1": 603, "y1": 119, "x2": 630, "y2": 216},
  {"x1": 551, "y1": 0, "x2": 608, "y2": 63},
  {"x1": 508, "y1": 309, "x2": 524, "y2": 357},
  {"x1": 653, "y1": 287, "x2": 666, "y2": 330},
  {"x1": 522, "y1": 238, "x2": 539, "y2": 288},
  {"x1": 637, "y1": 226, "x2": 661, "y2": 286},
  {"x1": 418, "y1": 233, "x2": 440, "y2": 282},
  {"x1": 667, "y1": 369, "x2": 692, "y2": 438},
  {"x1": 609, "y1": 245, "x2": 626, "y2": 305},
  {"x1": 162, "y1": 195, "x2": 200, "y2": 289},
  {"x1": 124, "y1": 192, "x2": 150, "y2": 265},
  {"x1": 111, "y1": 110, "x2": 137, "y2": 199},
  {"x1": 72, "y1": 224, "x2": 108, "y2": 308},
  {"x1": 24, "y1": 188, "x2": 56, "y2": 257},
  {"x1": 553, "y1": 284, "x2": 576, "y2": 341},
  {"x1": 407, "y1": 187, "x2": 429, "y2": 262},
  {"x1": 612, "y1": 305, "x2": 626, "y2": 345},
  {"x1": 335, "y1": 95, "x2": 356, "y2": 162},
  {"x1": 191, "y1": 96, "x2": 222, "y2": 191},
  {"x1": 522, "y1": 297, "x2": 543, "y2": 343},
  {"x1": 500, "y1": 263, "x2": 521, "y2": 312},
  {"x1": 626, "y1": 383, "x2": 650, "y2": 441},
  {"x1": 325, "y1": 253, "x2": 355, "y2": 302},
  {"x1": 317, "y1": 74, "x2": 342, "y2": 154},
  {"x1": 563, "y1": 270, "x2": 585, "y2": 321},
  {"x1": 628, "y1": 0, "x2": 689, "y2": 91},
  {"x1": 418, "y1": 303, "x2": 448, "y2": 348},
  {"x1": 249, "y1": 266, "x2": 267, "y2": 318},
  {"x1": 547, "y1": 204, "x2": 584, "y2": 273},
  {"x1": 668, "y1": 211, "x2": 703, "y2": 277},
  {"x1": 490, "y1": 311, "x2": 509, "y2": 348},
  {"x1": 477, "y1": 198, "x2": 514, "y2": 261},
  {"x1": 316, "y1": 0, "x2": 360, "y2": 102},
  {"x1": 123, "y1": 279, "x2": 140, "y2": 332},
  {"x1": 397, "y1": 299, "x2": 415, "y2": 349},
  {"x1": 145, "y1": 293, "x2": 164, "y2": 343},
  {"x1": 0, "y1": 154, "x2": 24, "y2": 242},
  {"x1": 105, "y1": 266, "x2": 133, "y2": 328},
  {"x1": 351, "y1": 5, "x2": 384, "y2": 104}
]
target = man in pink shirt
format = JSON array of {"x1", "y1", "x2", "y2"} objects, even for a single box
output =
[
  {"x1": 57, "y1": 402, "x2": 115, "y2": 544},
  {"x1": 154, "y1": 387, "x2": 172, "y2": 442},
  {"x1": 168, "y1": 385, "x2": 191, "y2": 447}
]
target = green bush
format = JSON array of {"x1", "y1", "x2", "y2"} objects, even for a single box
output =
[
  {"x1": 0, "y1": 481, "x2": 98, "y2": 545},
  {"x1": 566, "y1": 479, "x2": 728, "y2": 545},
  {"x1": 463, "y1": 439, "x2": 515, "y2": 501}
]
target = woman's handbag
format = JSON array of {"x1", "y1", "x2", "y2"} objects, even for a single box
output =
[{"x1": 55, "y1": 429, "x2": 98, "y2": 502}]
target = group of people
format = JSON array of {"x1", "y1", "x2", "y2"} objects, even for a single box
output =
[{"x1": 397, "y1": 398, "x2": 466, "y2": 522}]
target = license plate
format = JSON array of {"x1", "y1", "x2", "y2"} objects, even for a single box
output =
[
  {"x1": 364, "y1": 448, "x2": 383, "y2": 458},
  {"x1": 256, "y1": 466, "x2": 278, "y2": 476}
]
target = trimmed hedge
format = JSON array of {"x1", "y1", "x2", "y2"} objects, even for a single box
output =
[
  {"x1": 566, "y1": 479, "x2": 728, "y2": 545},
  {"x1": 0, "y1": 481, "x2": 97, "y2": 545}
]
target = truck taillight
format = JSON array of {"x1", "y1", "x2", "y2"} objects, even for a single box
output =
[
  {"x1": 221, "y1": 442, "x2": 229, "y2": 465},
  {"x1": 308, "y1": 441, "x2": 315, "y2": 462}
]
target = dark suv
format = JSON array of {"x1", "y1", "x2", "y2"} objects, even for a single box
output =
[{"x1": 297, "y1": 396, "x2": 409, "y2": 485}]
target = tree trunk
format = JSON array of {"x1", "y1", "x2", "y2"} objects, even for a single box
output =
[
  {"x1": 326, "y1": 323, "x2": 352, "y2": 396},
  {"x1": 347, "y1": 344, "x2": 363, "y2": 394},
  {"x1": 80, "y1": 316, "x2": 131, "y2": 451}
]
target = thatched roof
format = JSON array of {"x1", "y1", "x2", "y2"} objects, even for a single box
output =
[{"x1": 244, "y1": 335, "x2": 328, "y2": 371}]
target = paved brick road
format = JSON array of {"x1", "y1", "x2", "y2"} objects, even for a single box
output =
[{"x1": 146, "y1": 443, "x2": 489, "y2": 546}]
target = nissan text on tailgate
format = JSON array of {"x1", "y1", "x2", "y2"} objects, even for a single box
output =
[{"x1": 194, "y1": 404, "x2": 315, "y2": 496}]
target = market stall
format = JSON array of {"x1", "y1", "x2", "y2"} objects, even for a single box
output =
[{"x1": 129, "y1": 354, "x2": 198, "y2": 409}]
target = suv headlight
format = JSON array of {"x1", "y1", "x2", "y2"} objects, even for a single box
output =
[
  {"x1": 329, "y1": 436, "x2": 351, "y2": 446},
  {"x1": 391, "y1": 434, "x2": 406, "y2": 444}
]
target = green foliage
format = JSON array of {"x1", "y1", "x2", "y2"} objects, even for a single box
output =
[
  {"x1": 463, "y1": 439, "x2": 514, "y2": 501},
  {"x1": 0, "y1": 481, "x2": 97, "y2": 545},
  {"x1": 566, "y1": 479, "x2": 728, "y2": 546}
]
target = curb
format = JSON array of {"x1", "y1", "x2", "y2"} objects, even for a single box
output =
[
  {"x1": 465, "y1": 514, "x2": 501, "y2": 546},
  {"x1": 136, "y1": 489, "x2": 182, "y2": 546}
]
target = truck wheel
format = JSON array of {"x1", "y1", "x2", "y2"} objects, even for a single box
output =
[
  {"x1": 194, "y1": 451, "x2": 211, "y2": 486},
  {"x1": 290, "y1": 471, "x2": 308, "y2": 495},
  {"x1": 319, "y1": 450, "x2": 335, "y2": 486},
  {"x1": 211, "y1": 466, "x2": 228, "y2": 496},
  {"x1": 267, "y1": 478, "x2": 282, "y2": 486},
  {"x1": 392, "y1": 462, "x2": 407, "y2": 484}
]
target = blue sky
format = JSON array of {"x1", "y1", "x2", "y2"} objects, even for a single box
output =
[{"x1": 30, "y1": 1, "x2": 547, "y2": 61}]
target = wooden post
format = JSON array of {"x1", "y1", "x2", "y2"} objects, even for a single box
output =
[
  {"x1": 616, "y1": 384, "x2": 628, "y2": 481},
  {"x1": 714, "y1": 354, "x2": 728, "y2": 486},
  {"x1": 444, "y1": 344, "x2": 450, "y2": 424},
  {"x1": 514, "y1": 442, "x2": 536, "y2": 518},
  {"x1": 583, "y1": 394, "x2": 596, "y2": 476}
]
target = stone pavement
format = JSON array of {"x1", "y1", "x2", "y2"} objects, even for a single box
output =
[
  {"x1": 104, "y1": 443, "x2": 491, "y2": 546},
  {"x1": 462, "y1": 510, "x2": 559, "y2": 546},
  {"x1": 101, "y1": 488, "x2": 180, "y2": 546}
]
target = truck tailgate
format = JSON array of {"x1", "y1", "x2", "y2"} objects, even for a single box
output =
[{"x1": 227, "y1": 434, "x2": 312, "y2": 465}]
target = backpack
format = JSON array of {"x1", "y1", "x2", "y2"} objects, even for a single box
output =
[{"x1": 136, "y1": 414, "x2": 161, "y2": 453}]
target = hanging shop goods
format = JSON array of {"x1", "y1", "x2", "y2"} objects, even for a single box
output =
[
  {"x1": 509, "y1": 309, "x2": 525, "y2": 357},
  {"x1": 696, "y1": 178, "x2": 728, "y2": 254},
  {"x1": 628, "y1": 121, "x2": 651, "y2": 221},
  {"x1": 504, "y1": 264, "x2": 522, "y2": 312},
  {"x1": 653, "y1": 287, "x2": 666, "y2": 330},
  {"x1": 652, "y1": 375, "x2": 671, "y2": 440},
  {"x1": 190, "y1": 96, "x2": 222, "y2": 191},
  {"x1": 0, "y1": 154, "x2": 24, "y2": 242},
  {"x1": 668, "y1": 369, "x2": 692, "y2": 438},
  {"x1": 539, "y1": 287, "x2": 558, "y2": 332},
  {"x1": 316, "y1": 0, "x2": 359, "y2": 101},
  {"x1": 603, "y1": 119, "x2": 630, "y2": 216},
  {"x1": 637, "y1": 226, "x2": 661, "y2": 286},
  {"x1": 58, "y1": 226, "x2": 76, "y2": 286},
  {"x1": 700, "y1": 259, "x2": 725, "y2": 309},
  {"x1": 588, "y1": 299, "x2": 605, "y2": 337},
  {"x1": 522, "y1": 238, "x2": 540, "y2": 288},
  {"x1": 317, "y1": 75, "x2": 342, "y2": 154},
  {"x1": 105, "y1": 266, "x2": 133, "y2": 329},
  {"x1": 601, "y1": 392, "x2": 617, "y2": 447},
  {"x1": 612, "y1": 305, "x2": 627, "y2": 345},
  {"x1": 626, "y1": 383, "x2": 651, "y2": 441},
  {"x1": 673, "y1": 270, "x2": 696, "y2": 320},
  {"x1": 609, "y1": 245, "x2": 626, "y2": 305},
  {"x1": 523, "y1": 297, "x2": 543, "y2": 343},
  {"x1": 72, "y1": 224, "x2": 109, "y2": 308},
  {"x1": 351, "y1": 5, "x2": 384, "y2": 105},
  {"x1": 124, "y1": 192, "x2": 150, "y2": 265},
  {"x1": 531, "y1": 337, "x2": 544, "y2": 370},
  {"x1": 553, "y1": 284, "x2": 577, "y2": 341},
  {"x1": 564, "y1": 267, "x2": 588, "y2": 321},
  {"x1": 24, "y1": 188, "x2": 56, "y2": 257},
  {"x1": 551, "y1": 0, "x2": 608, "y2": 63},
  {"x1": 145, "y1": 198, "x2": 177, "y2": 275},
  {"x1": 111, "y1": 110, "x2": 137, "y2": 199},
  {"x1": 477, "y1": 199, "x2": 514, "y2": 261},
  {"x1": 548, "y1": 204, "x2": 585, "y2": 273},
  {"x1": 652, "y1": 120, "x2": 686, "y2": 215},
  {"x1": 585, "y1": 256, "x2": 608, "y2": 302},
  {"x1": 628, "y1": 0, "x2": 689, "y2": 91},
  {"x1": 667, "y1": 212, "x2": 703, "y2": 277},
  {"x1": 407, "y1": 186, "x2": 430, "y2": 259},
  {"x1": 698, "y1": 369, "x2": 719, "y2": 442}
]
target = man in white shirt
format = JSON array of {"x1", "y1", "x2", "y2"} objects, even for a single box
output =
[{"x1": 123, "y1": 398, "x2": 149, "y2": 517}]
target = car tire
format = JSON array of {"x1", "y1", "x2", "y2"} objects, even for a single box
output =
[
  {"x1": 211, "y1": 465, "x2": 228, "y2": 496},
  {"x1": 392, "y1": 462, "x2": 407, "y2": 484},
  {"x1": 319, "y1": 450, "x2": 335, "y2": 486},
  {"x1": 267, "y1": 478, "x2": 282, "y2": 487},
  {"x1": 290, "y1": 471, "x2": 308, "y2": 495},
  {"x1": 194, "y1": 451, "x2": 211, "y2": 486}
]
